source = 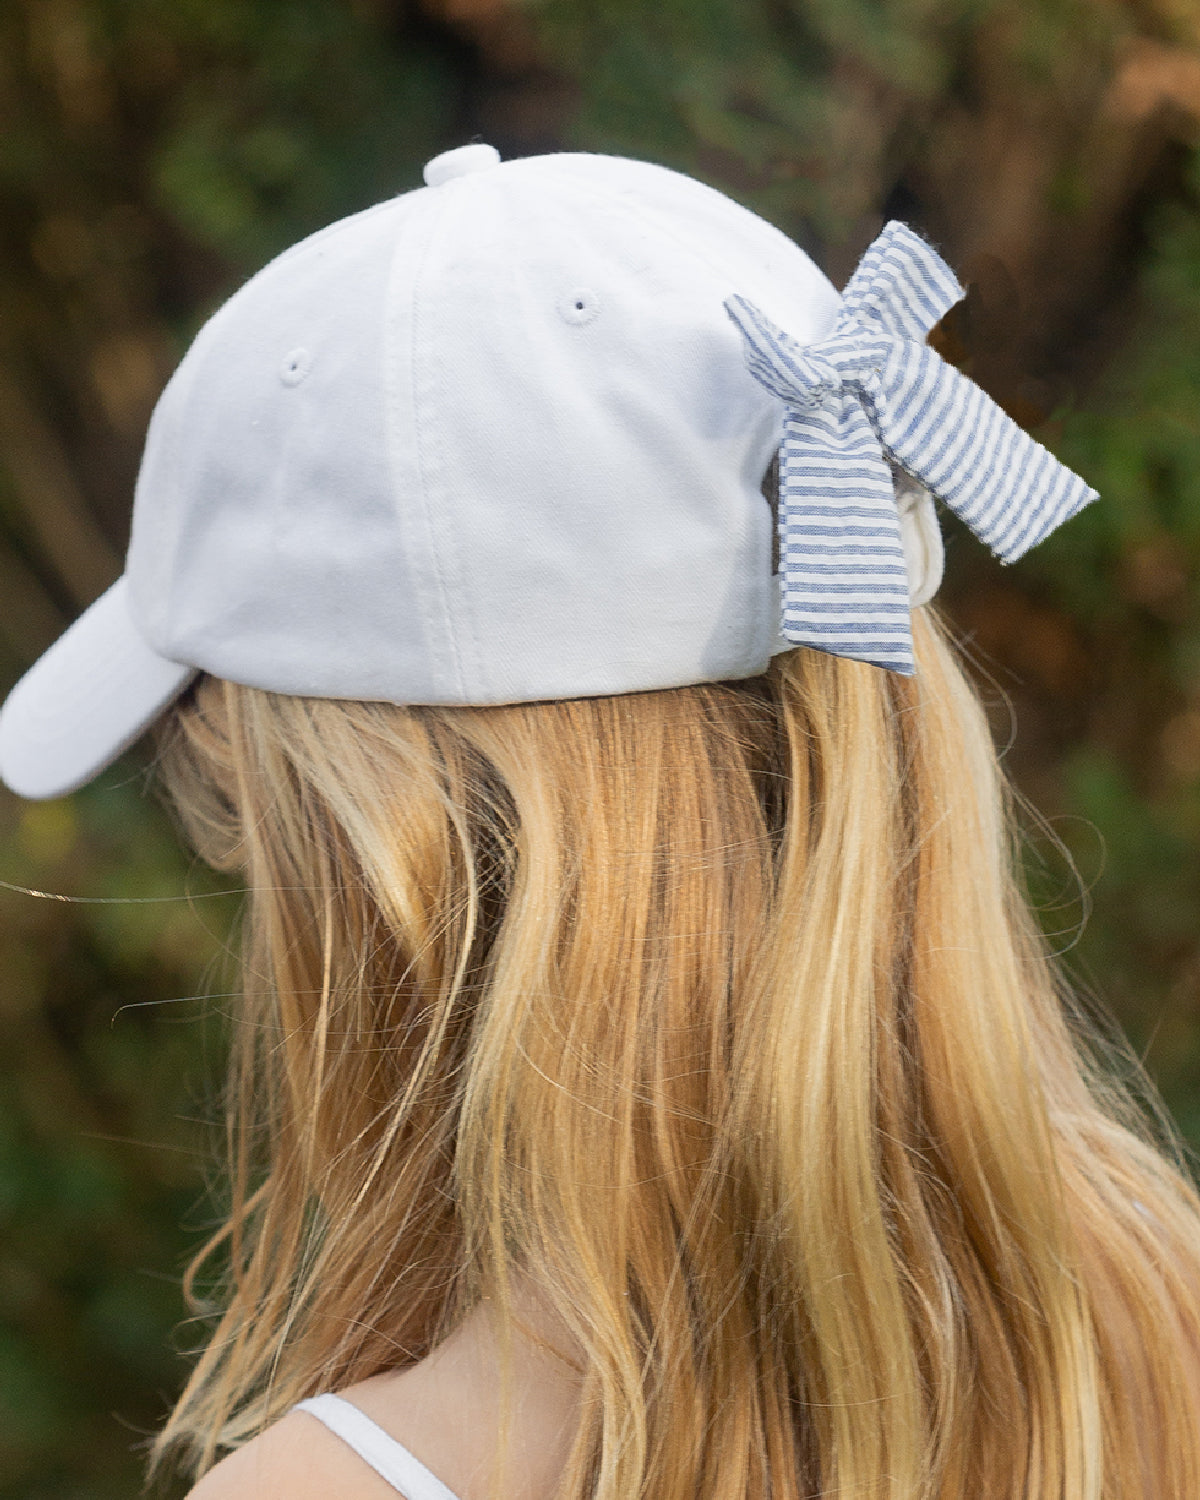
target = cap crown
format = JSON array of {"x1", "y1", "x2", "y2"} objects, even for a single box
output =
[{"x1": 126, "y1": 151, "x2": 840, "y2": 704}]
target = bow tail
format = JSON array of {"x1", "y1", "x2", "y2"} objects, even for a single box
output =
[
  {"x1": 779, "y1": 392, "x2": 916, "y2": 675},
  {"x1": 876, "y1": 342, "x2": 1098, "y2": 562}
]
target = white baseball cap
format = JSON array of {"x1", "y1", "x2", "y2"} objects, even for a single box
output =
[{"x1": 0, "y1": 144, "x2": 987, "y2": 800}]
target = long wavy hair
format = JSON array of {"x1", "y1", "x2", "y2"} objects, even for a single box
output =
[{"x1": 150, "y1": 610, "x2": 1200, "y2": 1498}]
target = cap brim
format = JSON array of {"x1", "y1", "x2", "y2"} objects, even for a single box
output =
[{"x1": 0, "y1": 577, "x2": 196, "y2": 800}]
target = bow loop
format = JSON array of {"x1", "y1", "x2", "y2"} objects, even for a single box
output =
[
  {"x1": 839, "y1": 221, "x2": 963, "y2": 343},
  {"x1": 725, "y1": 221, "x2": 1098, "y2": 675}
]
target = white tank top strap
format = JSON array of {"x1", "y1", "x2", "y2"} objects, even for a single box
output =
[{"x1": 295, "y1": 1392, "x2": 464, "y2": 1500}]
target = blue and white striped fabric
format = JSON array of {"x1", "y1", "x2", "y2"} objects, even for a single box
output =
[{"x1": 725, "y1": 221, "x2": 1098, "y2": 675}]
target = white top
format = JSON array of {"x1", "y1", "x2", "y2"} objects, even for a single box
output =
[{"x1": 295, "y1": 1392, "x2": 463, "y2": 1500}]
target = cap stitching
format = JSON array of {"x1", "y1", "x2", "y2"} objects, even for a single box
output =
[{"x1": 407, "y1": 188, "x2": 472, "y2": 698}]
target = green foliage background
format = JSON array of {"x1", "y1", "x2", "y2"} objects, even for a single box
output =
[{"x1": 2, "y1": 0, "x2": 1200, "y2": 1494}]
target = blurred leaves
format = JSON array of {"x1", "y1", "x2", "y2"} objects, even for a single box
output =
[
  {"x1": 0, "y1": 777, "x2": 238, "y2": 1500},
  {"x1": 4, "y1": 0, "x2": 1200, "y2": 1495}
]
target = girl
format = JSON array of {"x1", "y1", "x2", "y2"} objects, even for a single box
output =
[{"x1": 2, "y1": 144, "x2": 1198, "y2": 1499}]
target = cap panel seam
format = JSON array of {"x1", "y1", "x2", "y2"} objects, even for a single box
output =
[
  {"x1": 393, "y1": 187, "x2": 471, "y2": 698},
  {"x1": 422, "y1": 184, "x2": 486, "y2": 696}
]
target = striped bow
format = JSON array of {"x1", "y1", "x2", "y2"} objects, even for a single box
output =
[{"x1": 725, "y1": 221, "x2": 1097, "y2": 675}]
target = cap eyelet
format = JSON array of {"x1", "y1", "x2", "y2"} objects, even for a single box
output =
[
  {"x1": 280, "y1": 347, "x2": 313, "y2": 386},
  {"x1": 558, "y1": 288, "x2": 601, "y2": 326}
]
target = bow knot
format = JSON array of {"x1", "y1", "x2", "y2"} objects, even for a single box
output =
[
  {"x1": 742, "y1": 320, "x2": 887, "y2": 411},
  {"x1": 725, "y1": 221, "x2": 1097, "y2": 675}
]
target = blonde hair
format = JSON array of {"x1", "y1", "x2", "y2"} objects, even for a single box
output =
[{"x1": 151, "y1": 611, "x2": 1200, "y2": 1498}]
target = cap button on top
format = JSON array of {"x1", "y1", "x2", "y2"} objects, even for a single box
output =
[{"x1": 423, "y1": 143, "x2": 502, "y2": 188}]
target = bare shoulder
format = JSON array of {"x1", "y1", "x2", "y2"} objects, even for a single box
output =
[{"x1": 185, "y1": 1407, "x2": 401, "y2": 1500}]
